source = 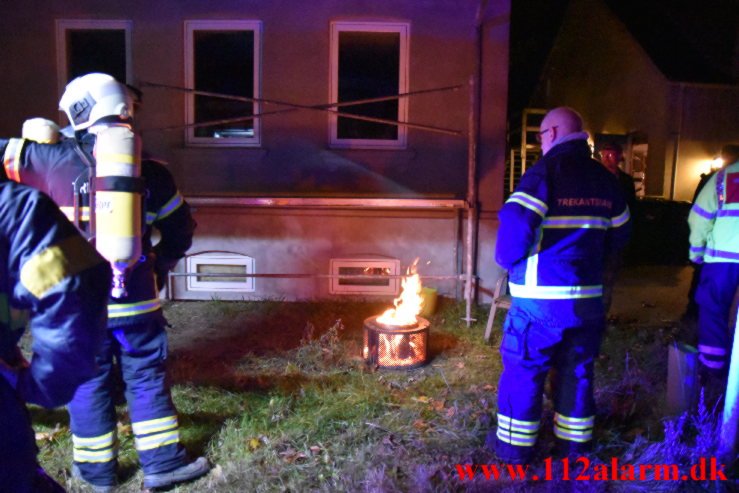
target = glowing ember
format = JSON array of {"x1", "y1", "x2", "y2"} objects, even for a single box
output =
[{"x1": 376, "y1": 258, "x2": 423, "y2": 326}]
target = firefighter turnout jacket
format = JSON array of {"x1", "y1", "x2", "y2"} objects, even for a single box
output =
[
  {"x1": 1, "y1": 134, "x2": 196, "y2": 326},
  {"x1": 496, "y1": 139, "x2": 632, "y2": 326},
  {"x1": 0, "y1": 179, "x2": 111, "y2": 491},
  {"x1": 493, "y1": 138, "x2": 631, "y2": 462},
  {"x1": 2, "y1": 132, "x2": 198, "y2": 485}
]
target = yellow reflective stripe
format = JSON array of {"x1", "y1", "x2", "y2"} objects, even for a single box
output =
[
  {"x1": 525, "y1": 226, "x2": 544, "y2": 287},
  {"x1": 96, "y1": 152, "x2": 135, "y2": 164},
  {"x1": 156, "y1": 192, "x2": 184, "y2": 221},
  {"x1": 554, "y1": 426, "x2": 593, "y2": 442},
  {"x1": 134, "y1": 430, "x2": 180, "y2": 451},
  {"x1": 132, "y1": 415, "x2": 178, "y2": 436},
  {"x1": 108, "y1": 297, "x2": 161, "y2": 318},
  {"x1": 542, "y1": 216, "x2": 610, "y2": 229},
  {"x1": 72, "y1": 432, "x2": 115, "y2": 449},
  {"x1": 554, "y1": 413, "x2": 595, "y2": 427},
  {"x1": 59, "y1": 206, "x2": 91, "y2": 222},
  {"x1": 497, "y1": 429, "x2": 537, "y2": 446},
  {"x1": 73, "y1": 447, "x2": 117, "y2": 463},
  {"x1": 508, "y1": 282, "x2": 603, "y2": 299},
  {"x1": 611, "y1": 207, "x2": 630, "y2": 227},
  {"x1": 507, "y1": 192, "x2": 548, "y2": 217},
  {"x1": 497, "y1": 414, "x2": 540, "y2": 428},
  {"x1": 3, "y1": 138, "x2": 25, "y2": 182},
  {"x1": 20, "y1": 235, "x2": 104, "y2": 298}
]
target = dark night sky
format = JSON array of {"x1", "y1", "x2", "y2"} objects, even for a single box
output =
[{"x1": 507, "y1": 0, "x2": 738, "y2": 117}]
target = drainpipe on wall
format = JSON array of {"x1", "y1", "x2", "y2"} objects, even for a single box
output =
[
  {"x1": 462, "y1": 0, "x2": 487, "y2": 327},
  {"x1": 669, "y1": 83, "x2": 685, "y2": 200}
]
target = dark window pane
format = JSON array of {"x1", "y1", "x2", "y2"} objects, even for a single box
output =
[
  {"x1": 194, "y1": 31, "x2": 254, "y2": 138},
  {"x1": 337, "y1": 31, "x2": 400, "y2": 140},
  {"x1": 67, "y1": 30, "x2": 126, "y2": 82}
]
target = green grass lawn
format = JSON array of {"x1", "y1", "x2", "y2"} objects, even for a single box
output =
[{"x1": 29, "y1": 299, "x2": 738, "y2": 492}]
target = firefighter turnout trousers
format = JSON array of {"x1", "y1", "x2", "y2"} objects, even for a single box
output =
[
  {"x1": 69, "y1": 319, "x2": 186, "y2": 485},
  {"x1": 695, "y1": 262, "x2": 739, "y2": 373},
  {"x1": 496, "y1": 307, "x2": 603, "y2": 461}
]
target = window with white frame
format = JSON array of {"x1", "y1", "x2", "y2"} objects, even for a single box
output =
[
  {"x1": 329, "y1": 22, "x2": 409, "y2": 149},
  {"x1": 185, "y1": 20, "x2": 262, "y2": 147},
  {"x1": 186, "y1": 252, "x2": 256, "y2": 292},
  {"x1": 329, "y1": 257, "x2": 400, "y2": 295},
  {"x1": 56, "y1": 19, "x2": 132, "y2": 89}
]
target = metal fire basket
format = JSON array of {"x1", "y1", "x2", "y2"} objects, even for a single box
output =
[{"x1": 363, "y1": 315, "x2": 429, "y2": 369}]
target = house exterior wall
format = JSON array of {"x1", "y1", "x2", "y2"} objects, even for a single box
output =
[
  {"x1": 531, "y1": 0, "x2": 739, "y2": 203},
  {"x1": 667, "y1": 84, "x2": 739, "y2": 201},
  {"x1": 0, "y1": 0, "x2": 510, "y2": 303},
  {"x1": 531, "y1": 0, "x2": 672, "y2": 198}
]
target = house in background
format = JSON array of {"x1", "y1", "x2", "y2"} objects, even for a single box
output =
[
  {"x1": 0, "y1": 1, "x2": 510, "y2": 308},
  {"x1": 527, "y1": 0, "x2": 739, "y2": 202}
]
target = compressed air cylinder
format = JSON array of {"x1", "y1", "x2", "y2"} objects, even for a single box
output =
[{"x1": 93, "y1": 125, "x2": 143, "y2": 298}]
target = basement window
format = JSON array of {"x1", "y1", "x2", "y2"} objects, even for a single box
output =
[
  {"x1": 56, "y1": 19, "x2": 131, "y2": 86},
  {"x1": 186, "y1": 252, "x2": 255, "y2": 292},
  {"x1": 185, "y1": 20, "x2": 262, "y2": 147},
  {"x1": 330, "y1": 257, "x2": 400, "y2": 295},
  {"x1": 329, "y1": 22, "x2": 409, "y2": 149}
]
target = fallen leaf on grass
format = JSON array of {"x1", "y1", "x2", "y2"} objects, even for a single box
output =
[
  {"x1": 413, "y1": 419, "x2": 431, "y2": 431},
  {"x1": 431, "y1": 400, "x2": 445, "y2": 411},
  {"x1": 35, "y1": 424, "x2": 65, "y2": 442},
  {"x1": 280, "y1": 449, "x2": 307, "y2": 463},
  {"x1": 483, "y1": 384, "x2": 496, "y2": 391},
  {"x1": 413, "y1": 396, "x2": 430, "y2": 403},
  {"x1": 456, "y1": 362, "x2": 465, "y2": 368},
  {"x1": 117, "y1": 422, "x2": 132, "y2": 436},
  {"x1": 446, "y1": 407, "x2": 456, "y2": 418}
]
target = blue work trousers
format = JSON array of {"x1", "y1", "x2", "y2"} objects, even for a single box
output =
[
  {"x1": 68, "y1": 319, "x2": 185, "y2": 486},
  {"x1": 496, "y1": 307, "x2": 603, "y2": 460},
  {"x1": 696, "y1": 262, "x2": 739, "y2": 372}
]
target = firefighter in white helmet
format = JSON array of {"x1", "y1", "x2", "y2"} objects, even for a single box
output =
[{"x1": 1, "y1": 72, "x2": 206, "y2": 491}]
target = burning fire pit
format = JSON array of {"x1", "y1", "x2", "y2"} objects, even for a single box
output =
[
  {"x1": 363, "y1": 258, "x2": 429, "y2": 369},
  {"x1": 363, "y1": 315, "x2": 429, "y2": 369}
]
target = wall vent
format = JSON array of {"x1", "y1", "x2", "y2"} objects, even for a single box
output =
[
  {"x1": 329, "y1": 256, "x2": 400, "y2": 295},
  {"x1": 186, "y1": 252, "x2": 255, "y2": 292}
]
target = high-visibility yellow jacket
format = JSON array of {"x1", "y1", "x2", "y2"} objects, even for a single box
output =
[{"x1": 689, "y1": 159, "x2": 739, "y2": 264}]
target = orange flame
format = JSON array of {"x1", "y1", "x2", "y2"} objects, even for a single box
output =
[{"x1": 376, "y1": 258, "x2": 423, "y2": 326}]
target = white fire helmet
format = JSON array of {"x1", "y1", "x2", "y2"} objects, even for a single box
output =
[
  {"x1": 59, "y1": 73, "x2": 134, "y2": 131},
  {"x1": 22, "y1": 118, "x2": 61, "y2": 144}
]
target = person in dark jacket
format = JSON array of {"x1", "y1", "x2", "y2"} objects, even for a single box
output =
[
  {"x1": 0, "y1": 175, "x2": 111, "y2": 492},
  {"x1": 597, "y1": 141, "x2": 635, "y2": 315},
  {"x1": 490, "y1": 107, "x2": 631, "y2": 463},
  {"x1": 1, "y1": 73, "x2": 207, "y2": 491}
]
